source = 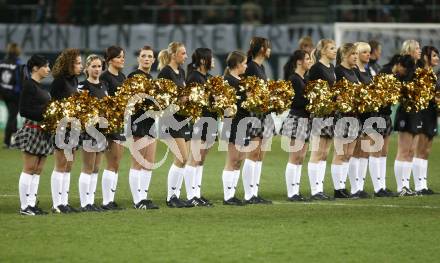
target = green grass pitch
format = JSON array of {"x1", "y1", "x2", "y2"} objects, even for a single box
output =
[{"x1": 1, "y1": 133, "x2": 440, "y2": 262}]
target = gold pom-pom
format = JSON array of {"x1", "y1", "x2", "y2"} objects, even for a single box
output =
[
  {"x1": 267, "y1": 79, "x2": 294, "y2": 114},
  {"x1": 305, "y1": 79, "x2": 335, "y2": 116},
  {"x1": 332, "y1": 78, "x2": 362, "y2": 113},
  {"x1": 401, "y1": 68, "x2": 436, "y2": 112},
  {"x1": 239, "y1": 76, "x2": 270, "y2": 113},
  {"x1": 205, "y1": 76, "x2": 237, "y2": 118},
  {"x1": 177, "y1": 82, "x2": 209, "y2": 121}
]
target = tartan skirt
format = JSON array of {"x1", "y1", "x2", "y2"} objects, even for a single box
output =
[
  {"x1": 280, "y1": 112, "x2": 311, "y2": 141},
  {"x1": 11, "y1": 119, "x2": 54, "y2": 156}
]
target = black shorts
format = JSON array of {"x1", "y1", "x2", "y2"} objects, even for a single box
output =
[
  {"x1": 131, "y1": 111, "x2": 157, "y2": 138},
  {"x1": 191, "y1": 111, "x2": 218, "y2": 142},
  {"x1": 247, "y1": 112, "x2": 276, "y2": 139},
  {"x1": 418, "y1": 103, "x2": 438, "y2": 139},
  {"x1": 53, "y1": 128, "x2": 80, "y2": 151},
  {"x1": 394, "y1": 105, "x2": 422, "y2": 135},
  {"x1": 363, "y1": 113, "x2": 393, "y2": 137},
  {"x1": 225, "y1": 113, "x2": 251, "y2": 147},
  {"x1": 159, "y1": 114, "x2": 192, "y2": 141}
]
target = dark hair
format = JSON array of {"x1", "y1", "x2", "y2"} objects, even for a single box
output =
[
  {"x1": 52, "y1": 48, "x2": 81, "y2": 78},
  {"x1": 417, "y1": 46, "x2": 439, "y2": 68},
  {"x1": 104, "y1": 45, "x2": 124, "y2": 63},
  {"x1": 368, "y1": 40, "x2": 381, "y2": 53},
  {"x1": 27, "y1": 54, "x2": 49, "y2": 72},
  {"x1": 397, "y1": 54, "x2": 416, "y2": 80},
  {"x1": 187, "y1": 48, "x2": 213, "y2": 76},
  {"x1": 283, "y1": 50, "x2": 307, "y2": 80},
  {"x1": 247, "y1": 36, "x2": 271, "y2": 60},
  {"x1": 136, "y1": 45, "x2": 154, "y2": 57},
  {"x1": 224, "y1": 50, "x2": 247, "y2": 76},
  {"x1": 5, "y1": 42, "x2": 21, "y2": 60}
]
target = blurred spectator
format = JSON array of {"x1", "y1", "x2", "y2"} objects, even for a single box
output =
[
  {"x1": 241, "y1": 1, "x2": 263, "y2": 25},
  {"x1": 368, "y1": 40, "x2": 382, "y2": 76},
  {"x1": 298, "y1": 36, "x2": 314, "y2": 54}
]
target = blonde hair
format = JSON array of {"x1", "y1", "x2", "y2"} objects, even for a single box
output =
[
  {"x1": 401, "y1": 40, "x2": 419, "y2": 56},
  {"x1": 312, "y1": 39, "x2": 335, "y2": 63},
  {"x1": 298, "y1": 36, "x2": 313, "y2": 49},
  {"x1": 84, "y1": 54, "x2": 103, "y2": 77},
  {"x1": 336, "y1": 43, "x2": 357, "y2": 65},
  {"x1": 158, "y1": 42, "x2": 184, "y2": 71},
  {"x1": 355, "y1": 42, "x2": 371, "y2": 54}
]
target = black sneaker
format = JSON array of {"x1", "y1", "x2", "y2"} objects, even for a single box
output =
[
  {"x1": 287, "y1": 194, "x2": 306, "y2": 202},
  {"x1": 311, "y1": 192, "x2": 333, "y2": 201},
  {"x1": 384, "y1": 188, "x2": 397, "y2": 197},
  {"x1": 374, "y1": 189, "x2": 388, "y2": 198},
  {"x1": 243, "y1": 196, "x2": 260, "y2": 205},
  {"x1": 90, "y1": 204, "x2": 104, "y2": 212},
  {"x1": 51, "y1": 205, "x2": 70, "y2": 214},
  {"x1": 334, "y1": 189, "x2": 350, "y2": 198},
  {"x1": 20, "y1": 206, "x2": 35, "y2": 216},
  {"x1": 65, "y1": 204, "x2": 80, "y2": 213},
  {"x1": 416, "y1": 188, "x2": 435, "y2": 196},
  {"x1": 223, "y1": 197, "x2": 244, "y2": 206},
  {"x1": 134, "y1": 200, "x2": 159, "y2": 210},
  {"x1": 255, "y1": 195, "x2": 272, "y2": 204},
  {"x1": 185, "y1": 197, "x2": 199, "y2": 207},
  {"x1": 198, "y1": 196, "x2": 213, "y2": 207},
  {"x1": 398, "y1": 187, "x2": 416, "y2": 197},
  {"x1": 101, "y1": 201, "x2": 124, "y2": 211},
  {"x1": 166, "y1": 195, "x2": 187, "y2": 208},
  {"x1": 80, "y1": 204, "x2": 94, "y2": 212},
  {"x1": 30, "y1": 202, "x2": 48, "y2": 215},
  {"x1": 357, "y1": 190, "x2": 370, "y2": 199}
]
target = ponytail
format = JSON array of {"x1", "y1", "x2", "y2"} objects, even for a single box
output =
[
  {"x1": 158, "y1": 49, "x2": 171, "y2": 71},
  {"x1": 223, "y1": 66, "x2": 231, "y2": 76}
]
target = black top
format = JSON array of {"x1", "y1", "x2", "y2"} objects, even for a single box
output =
[
  {"x1": 186, "y1": 70, "x2": 209, "y2": 85},
  {"x1": 289, "y1": 72, "x2": 309, "y2": 117},
  {"x1": 78, "y1": 80, "x2": 108, "y2": 99},
  {"x1": 224, "y1": 73, "x2": 247, "y2": 116},
  {"x1": 368, "y1": 59, "x2": 381, "y2": 77},
  {"x1": 335, "y1": 65, "x2": 360, "y2": 83},
  {"x1": 100, "y1": 70, "x2": 126, "y2": 96},
  {"x1": 127, "y1": 69, "x2": 152, "y2": 80},
  {"x1": 50, "y1": 75, "x2": 78, "y2": 100},
  {"x1": 308, "y1": 62, "x2": 336, "y2": 86},
  {"x1": 19, "y1": 79, "x2": 51, "y2": 122},
  {"x1": 354, "y1": 67, "x2": 373, "y2": 84},
  {"x1": 244, "y1": 60, "x2": 267, "y2": 80},
  {"x1": 157, "y1": 65, "x2": 185, "y2": 88}
]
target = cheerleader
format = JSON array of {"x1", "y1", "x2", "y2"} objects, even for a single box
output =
[
  {"x1": 412, "y1": 46, "x2": 439, "y2": 195},
  {"x1": 280, "y1": 50, "x2": 312, "y2": 201},
  {"x1": 99, "y1": 46, "x2": 126, "y2": 210},
  {"x1": 157, "y1": 42, "x2": 193, "y2": 208},
  {"x1": 185, "y1": 48, "x2": 215, "y2": 206},
  {"x1": 348, "y1": 42, "x2": 373, "y2": 199},
  {"x1": 242, "y1": 36, "x2": 273, "y2": 204},
  {"x1": 332, "y1": 43, "x2": 362, "y2": 198},
  {"x1": 369, "y1": 55, "x2": 403, "y2": 197},
  {"x1": 77, "y1": 54, "x2": 107, "y2": 212},
  {"x1": 368, "y1": 40, "x2": 382, "y2": 76},
  {"x1": 394, "y1": 41, "x2": 420, "y2": 196},
  {"x1": 50, "y1": 48, "x2": 82, "y2": 213},
  {"x1": 221, "y1": 51, "x2": 248, "y2": 206},
  {"x1": 307, "y1": 39, "x2": 337, "y2": 200},
  {"x1": 127, "y1": 46, "x2": 159, "y2": 209},
  {"x1": 13, "y1": 55, "x2": 51, "y2": 215}
]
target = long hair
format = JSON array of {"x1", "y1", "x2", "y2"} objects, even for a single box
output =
[
  {"x1": 247, "y1": 36, "x2": 270, "y2": 61},
  {"x1": 187, "y1": 48, "x2": 213, "y2": 77},
  {"x1": 283, "y1": 50, "x2": 307, "y2": 80},
  {"x1": 336, "y1": 43, "x2": 356, "y2": 65},
  {"x1": 417, "y1": 46, "x2": 439, "y2": 68},
  {"x1": 312, "y1": 39, "x2": 335, "y2": 63},
  {"x1": 400, "y1": 40, "x2": 419, "y2": 56},
  {"x1": 224, "y1": 50, "x2": 247, "y2": 76},
  {"x1": 158, "y1": 42, "x2": 184, "y2": 71},
  {"x1": 52, "y1": 48, "x2": 81, "y2": 79}
]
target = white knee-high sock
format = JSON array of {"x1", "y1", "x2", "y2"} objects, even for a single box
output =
[
  {"x1": 242, "y1": 159, "x2": 256, "y2": 200},
  {"x1": 19, "y1": 172, "x2": 33, "y2": 210},
  {"x1": 167, "y1": 164, "x2": 184, "y2": 201},
  {"x1": 379, "y1": 157, "x2": 387, "y2": 189},
  {"x1": 110, "y1": 172, "x2": 118, "y2": 202},
  {"x1": 308, "y1": 162, "x2": 320, "y2": 195},
  {"x1": 394, "y1": 160, "x2": 406, "y2": 192},
  {"x1": 331, "y1": 164, "x2": 344, "y2": 190},
  {"x1": 341, "y1": 162, "x2": 349, "y2": 189},
  {"x1": 79, "y1": 172, "x2": 92, "y2": 207},
  {"x1": 412, "y1": 158, "x2": 428, "y2": 191},
  {"x1": 286, "y1": 163, "x2": 302, "y2": 197},
  {"x1": 357, "y1": 158, "x2": 368, "y2": 191},
  {"x1": 28, "y1": 174, "x2": 40, "y2": 207},
  {"x1": 318, "y1": 161, "x2": 327, "y2": 193},
  {"x1": 348, "y1": 157, "x2": 360, "y2": 194},
  {"x1": 253, "y1": 161, "x2": 262, "y2": 197},
  {"x1": 51, "y1": 170, "x2": 64, "y2": 208},
  {"x1": 102, "y1": 169, "x2": 114, "y2": 205},
  {"x1": 402, "y1": 161, "x2": 412, "y2": 190},
  {"x1": 370, "y1": 157, "x2": 382, "y2": 192},
  {"x1": 195, "y1": 165, "x2": 203, "y2": 198},
  {"x1": 232, "y1": 170, "x2": 240, "y2": 197},
  {"x1": 88, "y1": 172, "x2": 98, "y2": 205},
  {"x1": 184, "y1": 165, "x2": 197, "y2": 200},
  {"x1": 61, "y1": 172, "x2": 71, "y2": 205},
  {"x1": 140, "y1": 169, "x2": 152, "y2": 200},
  {"x1": 129, "y1": 169, "x2": 141, "y2": 204},
  {"x1": 222, "y1": 170, "x2": 235, "y2": 201}
]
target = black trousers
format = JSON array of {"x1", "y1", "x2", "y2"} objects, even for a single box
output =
[{"x1": 1, "y1": 90, "x2": 19, "y2": 146}]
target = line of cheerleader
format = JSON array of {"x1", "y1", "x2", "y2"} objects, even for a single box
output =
[{"x1": 12, "y1": 36, "x2": 439, "y2": 216}]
